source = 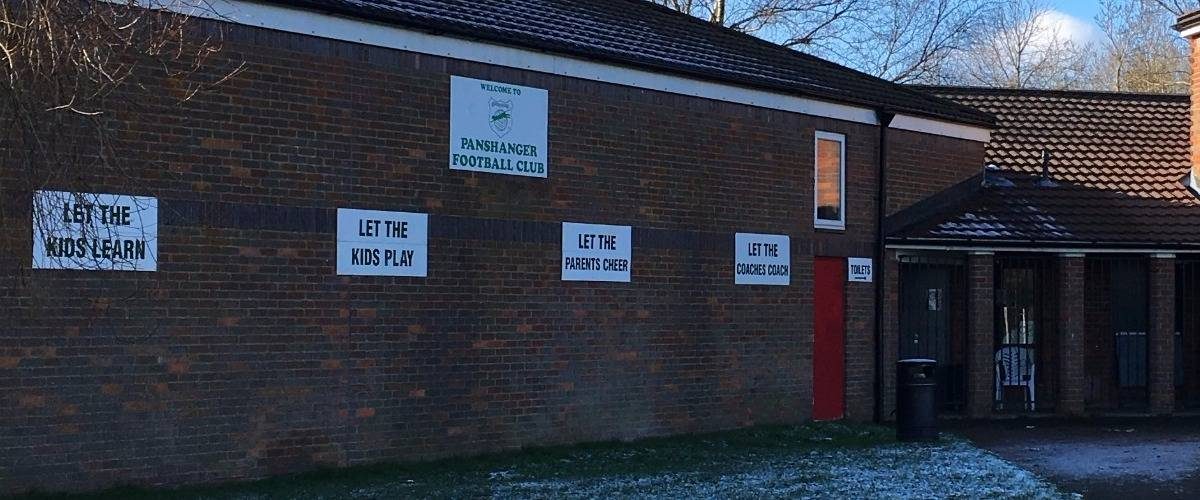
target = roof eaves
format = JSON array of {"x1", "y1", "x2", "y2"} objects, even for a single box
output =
[
  {"x1": 913, "y1": 85, "x2": 1188, "y2": 103},
  {"x1": 886, "y1": 236, "x2": 1200, "y2": 252},
  {"x1": 257, "y1": 0, "x2": 997, "y2": 127},
  {"x1": 1175, "y1": 9, "x2": 1200, "y2": 33}
]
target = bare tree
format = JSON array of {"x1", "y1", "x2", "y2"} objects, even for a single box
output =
[
  {"x1": 653, "y1": 0, "x2": 862, "y2": 45},
  {"x1": 812, "y1": 0, "x2": 993, "y2": 83},
  {"x1": 1147, "y1": 0, "x2": 1200, "y2": 16},
  {"x1": 653, "y1": 0, "x2": 992, "y2": 83},
  {"x1": 1092, "y1": 0, "x2": 1188, "y2": 93},
  {"x1": 656, "y1": 0, "x2": 727, "y2": 23},
  {"x1": 950, "y1": 0, "x2": 1094, "y2": 89},
  {"x1": 2, "y1": 0, "x2": 241, "y2": 274},
  {"x1": 726, "y1": 0, "x2": 861, "y2": 47}
]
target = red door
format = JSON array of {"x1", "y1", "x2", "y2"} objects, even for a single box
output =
[{"x1": 813, "y1": 257, "x2": 846, "y2": 420}]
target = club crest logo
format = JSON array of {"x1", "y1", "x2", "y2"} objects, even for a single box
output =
[{"x1": 489, "y1": 98, "x2": 514, "y2": 138}]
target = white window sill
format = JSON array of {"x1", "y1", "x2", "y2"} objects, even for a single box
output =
[{"x1": 814, "y1": 221, "x2": 846, "y2": 231}]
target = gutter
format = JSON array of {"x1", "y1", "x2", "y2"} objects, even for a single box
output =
[
  {"x1": 886, "y1": 237, "x2": 1200, "y2": 252},
  {"x1": 874, "y1": 109, "x2": 895, "y2": 424},
  {"x1": 886, "y1": 243, "x2": 1200, "y2": 254}
]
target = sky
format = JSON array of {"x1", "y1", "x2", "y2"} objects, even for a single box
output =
[
  {"x1": 1056, "y1": 0, "x2": 1101, "y2": 21},
  {"x1": 1050, "y1": 1, "x2": 1103, "y2": 43}
]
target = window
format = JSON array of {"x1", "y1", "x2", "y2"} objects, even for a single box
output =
[{"x1": 814, "y1": 131, "x2": 846, "y2": 230}]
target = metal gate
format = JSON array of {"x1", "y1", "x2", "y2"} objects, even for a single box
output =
[
  {"x1": 1085, "y1": 256, "x2": 1149, "y2": 410},
  {"x1": 993, "y1": 255, "x2": 1058, "y2": 413},
  {"x1": 898, "y1": 254, "x2": 967, "y2": 413},
  {"x1": 1177, "y1": 258, "x2": 1200, "y2": 408}
]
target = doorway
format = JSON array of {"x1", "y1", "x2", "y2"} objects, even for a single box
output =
[
  {"x1": 1084, "y1": 256, "x2": 1149, "y2": 410},
  {"x1": 813, "y1": 257, "x2": 845, "y2": 420},
  {"x1": 899, "y1": 256, "x2": 967, "y2": 413},
  {"x1": 993, "y1": 255, "x2": 1058, "y2": 413}
]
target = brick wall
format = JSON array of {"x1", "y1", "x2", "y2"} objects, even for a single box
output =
[
  {"x1": 1190, "y1": 37, "x2": 1200, "y2": 183},
  {"x1": 885, "y1": 128, "x2": 984, "y2": 216},
  {"x1": 843, "y1": 277, "x2": 875, "y2": 421},
  {"x1": 0, "y1": 16, "x2": 993, "y2": 494},
  {"x1": 879, "y1": 250, "x2": 902, "y2": 419}
]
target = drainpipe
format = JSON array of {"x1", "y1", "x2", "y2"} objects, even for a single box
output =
[{"x1": 874, "y1": 109, "x2": 895, "y2": 423}]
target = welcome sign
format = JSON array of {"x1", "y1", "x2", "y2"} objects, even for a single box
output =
[
  {"x1": 449, "y1": 76, "x2": 548, "y2": 178},
  {"x1": 32, "y1": 190, "x2": 158, "y2": 271}
]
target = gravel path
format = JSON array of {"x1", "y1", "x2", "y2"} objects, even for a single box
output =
[{"x1": 956, "y1": 417, "x2": 1200, "y2": 499}]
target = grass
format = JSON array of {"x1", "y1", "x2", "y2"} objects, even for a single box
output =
[{"x1": 12, "y1": 423, "x2": 1071, "y2": 499}]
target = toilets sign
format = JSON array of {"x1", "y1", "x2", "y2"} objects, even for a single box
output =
[
  {"x1": 449, "y1": 76, "x2": 548, "y2": 178},
  {"x1": 848, "y1": 257, "x2": 874, "y2": 282},
  {"x1": 336, "y1": 208, "x2": 428, "y2": 277}
]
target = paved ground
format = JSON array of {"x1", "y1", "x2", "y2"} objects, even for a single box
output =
[{"x1": 953, "y1": 416, "x2": 1200, "y2": 499}]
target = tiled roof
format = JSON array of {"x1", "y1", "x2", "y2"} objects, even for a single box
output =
[
  {"x1": 888, "y1": 87, "x2": 1200, "y2": 248},
  {"x1": 262, "y1": 0, "x2": 994, "y2": 126}
]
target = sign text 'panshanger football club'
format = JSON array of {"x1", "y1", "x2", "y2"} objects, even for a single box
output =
[{"x1": 449, "y1": 76, "x2": 548, "y2": 178}]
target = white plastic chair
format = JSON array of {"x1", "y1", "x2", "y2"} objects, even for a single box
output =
[{"x1": 995, "y1": 346, "x2": 1036, "y2": 410}]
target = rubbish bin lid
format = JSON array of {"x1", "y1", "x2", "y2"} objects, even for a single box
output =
[{"x1": 897, "y1": 358, "x2": 936, "y2": 364}]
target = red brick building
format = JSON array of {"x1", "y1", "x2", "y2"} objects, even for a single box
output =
[
  {"x1": 871, "y1": 6, "x2": 1200, "y2": 419},
  {"x1": 873, "y1": 11, "x2": 1200, "y2": 421},
  {"x1": 20, "y1": 0, "x2": 1200, "y2": 495},
  {"x1": 883, "y1": 87, "x2": 1197, "y2": 418},
  {"x1": 0, "y1": 0, "x2": 993, "y2": 493}
]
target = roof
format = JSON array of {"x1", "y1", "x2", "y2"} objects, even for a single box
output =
[
  {"x1": 1175, "y1": 9, "x2": 1200, "y2": 32},
  {"x1": 888, "y1": 86, "x2": 1200, "y2": 249},
  {"x1": 260, "y1": 0, "x2": 994, "y2": 127}
]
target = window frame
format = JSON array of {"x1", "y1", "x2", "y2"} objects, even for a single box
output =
[{"x1": 813, "y1": 130, "x2": 847, "y2": 231}]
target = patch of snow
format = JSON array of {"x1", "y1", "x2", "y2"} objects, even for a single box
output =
[{"x1": 488, "y1": 439, "x2": 1069, "y2": 499}]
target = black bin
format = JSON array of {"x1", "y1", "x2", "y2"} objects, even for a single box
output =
[{"x1": 896, "y1": 358, "x2": 938, "y2": 442}]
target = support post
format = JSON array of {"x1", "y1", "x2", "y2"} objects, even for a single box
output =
[
  {"x1": 1057, "y1": 254, "x2": 1086, "y2": 416},
  {"x1": 1149, "y1": 253, "x2": 1176, "y2": 414},
  {"x1": 967, "y1": 251, "x2": 995, "y2": 418}
]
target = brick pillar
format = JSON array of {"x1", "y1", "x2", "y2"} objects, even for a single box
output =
[
  {"x1": 1189, "y1": 36, "x2": 1200, "y2": 185},
  {"x1": 1149, "y1": 253, "x2": 1176, "y2": 414},
  {"x1": 1057, "y1": 254, "x2": 1086, "y2": 416},
  {"x1": 967, "y1": 252, "x2": 995, "y2": 418}
]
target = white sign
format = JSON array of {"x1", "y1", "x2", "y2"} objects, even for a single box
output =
[
  {"x1": 449, "y1": 76, "x2": 548, "y2": 178},
  {"x1": 734, "y1": 233, "x2": 790, "y2": 285},
  {"x1": 562, "y1": 222, "x2": 631, "y2": 282},
  {"x1": 32, "y1": 190, "x2": 158, "y2": 271},
  {"x1": 336, "y1": 208, "x2": 428, "y2": 277},
  {"x1": 848, "y1": 257, "x2": 874, "y2": 282}
]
